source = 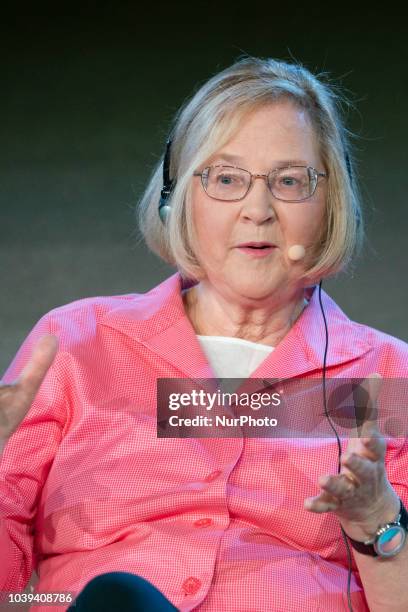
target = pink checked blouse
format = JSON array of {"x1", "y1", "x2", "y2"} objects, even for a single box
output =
[{"x1": 1, "y1": 272, "x2": 407, "y2": 611}]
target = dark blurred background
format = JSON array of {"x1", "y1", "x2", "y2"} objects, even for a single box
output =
[{"x1": 1, "y1": 3, "x2": 407, "y2": 373}]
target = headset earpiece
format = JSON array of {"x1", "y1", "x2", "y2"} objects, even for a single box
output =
[
  {"x1": 158, "y1": 201, "x2": 171, "y2": 224},
  {"x1": 158, "y1": 139, "x2": 174, "y2": 225}
]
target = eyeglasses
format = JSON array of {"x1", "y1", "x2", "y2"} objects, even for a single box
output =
[{"x1": 193, "y1": 165, "x2": 327, "y2": 203}]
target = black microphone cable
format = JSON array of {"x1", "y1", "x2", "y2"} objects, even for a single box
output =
[{"x1": 318, "y1": 279, "x2": 355, "y2": 612}]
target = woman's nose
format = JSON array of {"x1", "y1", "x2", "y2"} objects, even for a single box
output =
[{"x1": 240, "y1": 175, "x2": 277, "y2": 224}]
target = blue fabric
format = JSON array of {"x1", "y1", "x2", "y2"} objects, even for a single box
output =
[{"x1": 67, "y1": 572, "x2": 179, "y2": 611}]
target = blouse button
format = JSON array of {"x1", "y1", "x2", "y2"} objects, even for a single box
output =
[
  {"x1": 204, "y1": 470, "x2": 222, "y2": 482},
  {"x1": 193, "y1": 517, "x2": 213, "y2": 527},
  {"x1": 182, "y1": 576, "x2": 202, "y2": 595}
]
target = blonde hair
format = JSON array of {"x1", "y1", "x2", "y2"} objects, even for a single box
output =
[{"x1": 137, "y1": 56, "x2": 363, "y2": 282}]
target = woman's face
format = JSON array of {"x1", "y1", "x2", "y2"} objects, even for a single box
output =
[{"x1": 190, "y1": 100, "x2": 327, "y2": 303}]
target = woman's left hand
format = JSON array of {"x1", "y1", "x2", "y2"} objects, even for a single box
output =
[{"x1": 304, "y1": 374, "x2": 400, "y2": 540}]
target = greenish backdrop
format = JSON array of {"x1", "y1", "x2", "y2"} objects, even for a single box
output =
[{"x1": 1, "y1": 6, "x2": 407, "y2": 373}]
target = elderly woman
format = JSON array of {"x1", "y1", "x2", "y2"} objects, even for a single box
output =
[{"x1": 0, "y1": 57, "x2": 407, "y2": 612}]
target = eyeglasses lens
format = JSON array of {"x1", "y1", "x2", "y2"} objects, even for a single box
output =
[{"x1": 268, "y1": 167, "x2": 316, "y2": 201}]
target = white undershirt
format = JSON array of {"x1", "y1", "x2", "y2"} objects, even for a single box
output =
[{"x1": 197, "y1": 335, "x2": 274, "y2": 382}]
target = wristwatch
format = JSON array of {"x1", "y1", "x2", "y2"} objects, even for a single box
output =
[{"x1": 347, "y1": 498, "x2": 408, "y2": 558}]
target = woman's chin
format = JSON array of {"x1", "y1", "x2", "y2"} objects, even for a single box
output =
[
  {"x1": 201, "y1": 267, "x2": 292, "y2": 302},
  {"x1": 222, "y1": 279, "x2": 284, "y2": 303}
]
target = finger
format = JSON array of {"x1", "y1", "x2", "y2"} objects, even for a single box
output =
[
  {"x1": 343, "y1": 432, "x2": 386, "y2": 463},
  {"x1": 17, "y1": 335, "x2": 59, "y2": 400},
  {"x1": 353, "y1": 373, "x2": 382, "y2": 438},
  {"x1": 304, "y1": 493, "x2": 339, "y2": 513},
  {"x1": 342, "y1": 452, "x2": 376, "y2": 482},
  {"x1": 319, "y1": 473, "x2": 359, "y2": 497},
  {"x1": 361, "y1": 433, "x2": 387, "y2": 461}
]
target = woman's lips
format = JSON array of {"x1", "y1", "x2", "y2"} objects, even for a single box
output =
[{"x1": 236, "y1": 243, "x2": 277, "y2": 258}]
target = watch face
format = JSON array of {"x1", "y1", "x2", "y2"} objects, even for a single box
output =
[{"x1": 375, "y1": 525, "x2": 407, "y2": 557}]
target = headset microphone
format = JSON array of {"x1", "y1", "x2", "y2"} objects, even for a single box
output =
[{"x1": 287, "y1": 244, "x2": 306, "y2": 261}]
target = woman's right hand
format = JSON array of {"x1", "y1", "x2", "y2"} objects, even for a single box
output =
[{"x1": 0, "y1": 335, "x2": 58, "y2": 454}]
